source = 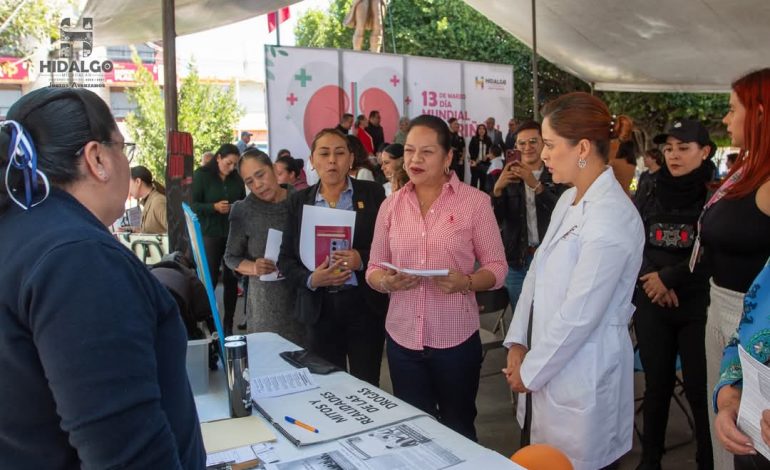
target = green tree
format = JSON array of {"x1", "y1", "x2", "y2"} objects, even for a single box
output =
[
  {"x1": 295, "y1": 0, "x2": 729, "y2": 139},
  {"x1": 125, "y1": 52, "x2": 243, "y2": 180},
  {"x1": 600, "y1": 91, "x2": 729, "y2": 142},
  {"x1": 0, "y1": 0, "x2": 62, "y2": 57}
]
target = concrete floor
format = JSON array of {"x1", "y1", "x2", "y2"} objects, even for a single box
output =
[{"x1": 227, "y1": 291, "x2": 700, "y2": 469}]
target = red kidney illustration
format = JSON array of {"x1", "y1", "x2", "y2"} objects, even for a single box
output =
[
  {"x1": 303, "y1": 85, "x2": 350, "y2": 149},
  {"x1": 359, "y1": 87, "x2": 399, "y2": 143}
]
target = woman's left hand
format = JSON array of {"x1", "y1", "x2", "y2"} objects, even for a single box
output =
[
  {"x1": 640, "y1": 272, "x2": 669, "y2": 303},
  {"x1": 331, "y1": 249, "x2": 362, "y2": 271},
  {"x1": 503, "y1": 345, "x2": 531, "y2": 393},
  {"x1": 762, "y1": 410, "x2": 770, "y2": 447},
  {"x1": 433, "y1": 270, "x2": 469, "y2": 294}
]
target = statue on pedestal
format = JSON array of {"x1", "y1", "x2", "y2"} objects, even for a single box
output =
[{"x1": 344, "y1": 0, "x2": 387, "y2": 53}]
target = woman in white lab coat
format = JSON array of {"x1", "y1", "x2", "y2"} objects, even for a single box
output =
[{"x1": 503, "y1": 92, "x2": 645, "y2": 470}]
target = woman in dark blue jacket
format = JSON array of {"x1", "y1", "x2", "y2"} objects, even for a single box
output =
[{"x1": 0, "y1": 88, "x2": 205, "y2": 469}]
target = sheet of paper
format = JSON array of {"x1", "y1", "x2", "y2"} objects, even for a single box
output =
[
  {"x1": 260, "y1": 228, "x2": 284, "y2": 282},
  {"x1": 299, "y1": 205, "x2": 356, "y2": 271},
  {"x1": 251, "y1": 367, "x2": 319, "y2": 399},
  {"x1": 340, "y1": 422, "x2": 463, "y2": 470},
  {"x1": 200, "y1": 415, "x2": 276, "y2": 453},
  {"x1": 272, "y1": 449, "x2": 359, "y2": 470},
  {"x1": 381, "y1": 262, "x2": 449, "y2": 277},
  {"x1": 737, "y1": 345, "x2": 770, "y2": 460},
  {"x1": 206, "y1": 445, "x2": 259, "y2": 467}
]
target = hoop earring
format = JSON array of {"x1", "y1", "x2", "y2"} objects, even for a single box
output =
[
  {"x1": 577, "y1": 157, "x2": 587, "y2": 169},
  {"x1": 444, "y1": 166, "x2": 451, "y2": 175}
]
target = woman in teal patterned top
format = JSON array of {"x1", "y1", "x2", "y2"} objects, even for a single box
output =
[{"x1": 714, "y1": 258, "x2": 770, "y2": 469}]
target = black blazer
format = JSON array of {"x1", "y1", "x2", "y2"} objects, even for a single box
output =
[
  {"x1": 492, "y1": 168, "x2": 567, "y2": 268},
  {"x1": 278, "y1": 178, "x2": 388, "y2": 325}
]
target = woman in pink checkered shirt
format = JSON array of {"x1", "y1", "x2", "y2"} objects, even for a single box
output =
[{"x1": 366, "y1": 114, "x2": 507, "y2": 441}]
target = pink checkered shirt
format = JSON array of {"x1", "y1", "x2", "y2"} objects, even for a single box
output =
[{"x1": 366, "y1": 173, "x2": 507, "y2": 350}]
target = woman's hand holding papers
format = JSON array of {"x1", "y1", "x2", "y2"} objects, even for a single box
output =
[{"x1": 379, "y1": 268, "x2": 420, "y2": 293}]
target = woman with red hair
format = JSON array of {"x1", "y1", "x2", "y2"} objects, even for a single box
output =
[{"x1": 700, "y1": 68, "x2": 770, "y2": 470}]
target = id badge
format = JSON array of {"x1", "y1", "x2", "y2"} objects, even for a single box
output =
[{"x1": 689, "y1": 237, "x2": 702, "y2": 273}]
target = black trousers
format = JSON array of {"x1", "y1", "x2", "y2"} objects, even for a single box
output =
[
  {"x1": 634, "y1": 289, "x2": 712, "y2": 469},
  {"x1": 305, "y1": 288, "x2": 385, "y2": 387},
  {"x1": 386, "y1": 331, "x2": 482, "y2": 441},
  {"x1": 736, "y1": 454, "x2": 770, "y2": 470},
  {"x1": 203, "y1": 236, "x2": 238, "y2": 336}
]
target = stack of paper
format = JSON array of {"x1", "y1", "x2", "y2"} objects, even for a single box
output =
[{"x1": 201, "y1": 415, "x2": 276, "y2": 454}]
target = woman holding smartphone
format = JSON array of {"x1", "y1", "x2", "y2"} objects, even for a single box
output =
[{"x1": 278, "y1": 128, "x2": 388, "y2": 386}]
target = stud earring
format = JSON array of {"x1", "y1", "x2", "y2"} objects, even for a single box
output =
[{"x1": 577, "y1": 157, "x2": 587, "y2": 169}]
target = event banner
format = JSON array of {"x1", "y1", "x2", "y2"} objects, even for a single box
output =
[{"x1": 265, "y1": 46, "x2": 514, "y2": 161}]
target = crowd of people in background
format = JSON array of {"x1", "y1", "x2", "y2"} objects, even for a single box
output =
[{"x1": 2, "y1": 67, "x2": 769, "y2": 469}]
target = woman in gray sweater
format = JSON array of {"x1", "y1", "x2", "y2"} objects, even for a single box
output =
[{"x1": 224, "y1": 149, "x2": 305, "y2": 346}]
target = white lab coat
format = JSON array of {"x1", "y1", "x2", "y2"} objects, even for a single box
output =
[{"x1": 504, "y1": 168, "x2": 644, "y2": 470}]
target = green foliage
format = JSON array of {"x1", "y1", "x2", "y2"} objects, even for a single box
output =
[
  {"x1": 125, "y1": 51, "x2": 243, "y2": 180},
  {"x1": 295, "y1": 0, "x2": 729, "y2": 138},
  {"x1": 0, "y1": 0, "x2": 62, "y2": 57},
  {"x1": 600, "y1": 91, "x2": 730, "y2": 140}
]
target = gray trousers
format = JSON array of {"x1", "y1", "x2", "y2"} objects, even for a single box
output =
[{"x1": 706, "y1": 279, "x2": 745, "y2": 470}]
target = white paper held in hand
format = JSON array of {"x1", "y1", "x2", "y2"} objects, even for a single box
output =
[
  {"x1": 261, "y1": 228, "x2": 283, "y2": 281},
  {"x1": 737, "y1": 345, "x2": 770, "y2": 460},
  {"x1": 251, "y1": 367, "x2": 319, "y2": 399},
  {"x1": 381, "y1": 261, "x2": 449, "y2": 277}
]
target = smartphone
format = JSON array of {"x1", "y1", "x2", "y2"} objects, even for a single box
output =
[
  {"x1": 330, "y1": 239, "x2": 350, "y2": 272},
  {"x1": 330, "y1": 238, "x2": 350, "y2": 254},
  {"x1": 505, "y1": 149, "x2": 522, "y2": 167}
]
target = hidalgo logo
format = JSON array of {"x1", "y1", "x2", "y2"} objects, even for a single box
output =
[
  {"x1": 474, "y1": 76, "x2": 485, "y2": 89},
  {"x1": 39, "y1": 17, "x2": 113, "y2": 86}
]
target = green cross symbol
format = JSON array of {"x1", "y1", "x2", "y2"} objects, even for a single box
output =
[{"x1": 294, "y1": 68, "x2": 312, "y2": 87}]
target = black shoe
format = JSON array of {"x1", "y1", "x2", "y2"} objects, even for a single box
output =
[{"x1": 237, "y1": 321, "x2": 247, "y2": 330}]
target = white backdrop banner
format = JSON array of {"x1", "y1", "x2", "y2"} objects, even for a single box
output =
[{"x1": 265, "y1": 46, "x2": 513, "y2": 161}]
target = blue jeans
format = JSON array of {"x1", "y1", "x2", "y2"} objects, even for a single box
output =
[
  {"x1": 386, "y1": 332, "x2": 482, "y2": 441},
  {"x1": 505, "y1": 253, "x2": 533, "y2": 311}
]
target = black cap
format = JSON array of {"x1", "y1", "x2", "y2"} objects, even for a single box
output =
[{"x1": 653, "y1": 119, "x2": 711, "y2": 146}]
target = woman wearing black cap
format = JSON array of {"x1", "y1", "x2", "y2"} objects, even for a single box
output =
[{"x1": 633, "y1": 119, "x2": 715, "y2": 470}]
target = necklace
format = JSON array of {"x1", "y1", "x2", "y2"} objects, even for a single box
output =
[{"x1": 328, "y1": 201, "x2": 337, "y2": 208}]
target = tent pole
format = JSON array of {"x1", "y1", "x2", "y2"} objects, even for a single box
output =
[
  {"x1": 531, "y1": 0, "x2": 539, "y2": 120},
  {"x1": 162, "y1": 0, "x2": 178, "y2": 132}
]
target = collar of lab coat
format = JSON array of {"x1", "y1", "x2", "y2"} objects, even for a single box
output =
[{"x1": 539, "y1": 166, "x2": 616, "y2": 253}]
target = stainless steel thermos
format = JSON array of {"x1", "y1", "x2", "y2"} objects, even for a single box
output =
[{"x1": 224, "y1": 340, "x2": 251, "y2": 417}]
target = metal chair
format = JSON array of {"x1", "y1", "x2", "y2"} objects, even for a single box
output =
[{"x1": 476, "y1": 287, "x2": 512, "y2": 376}]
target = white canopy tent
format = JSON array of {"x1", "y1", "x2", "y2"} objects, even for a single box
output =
[
  {"x1": 83, "y1": 0, "x2": 302, "y2": 47},
  {"x1": 462, "y1": 0, "x2": 770, "y2": 93},
  {"x1": 83, "y1": 0, "x2": 770, "y2": 93}
]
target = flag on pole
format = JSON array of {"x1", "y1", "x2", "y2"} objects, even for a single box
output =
[{"x1": 267, "y1": 7, "x2": 290, "y2": 33}]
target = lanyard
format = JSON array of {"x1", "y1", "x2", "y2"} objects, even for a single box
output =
[{"x1": 690, "y1": 167, "x2": 744, "y2": 272}]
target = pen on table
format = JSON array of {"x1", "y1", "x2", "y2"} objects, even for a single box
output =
[{"x1": 285, "y1": 416, "x2": 319, "y2": 433}]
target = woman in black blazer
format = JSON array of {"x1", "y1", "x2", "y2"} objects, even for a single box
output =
[
  {"x1": 469, "y1": 124, "x2": 493, "y2": 188},
  {"x1": 278, "y1": 128, "x2": 388, "y2": 386}
]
